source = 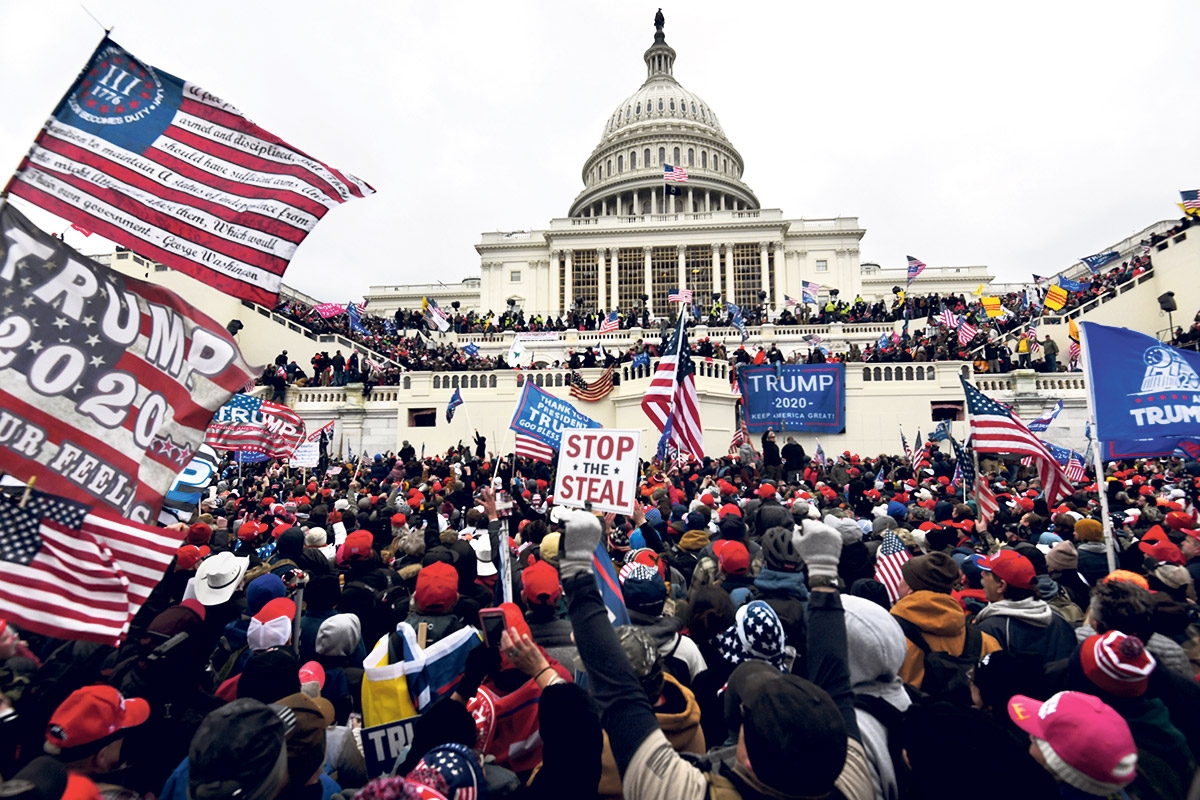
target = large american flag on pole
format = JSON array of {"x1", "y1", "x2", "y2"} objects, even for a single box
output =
[
  {"x1": 975, "y1": 478, "x2": 999, "y2": 522},
  {"x1": 663, "y1": 164, "x2": 689, "y2": 182},
  {"x1": 5, "y1": 38, "x2": 373, "y2": 308},
  {"x1": 874, "y1": 530, "x2": 911, "y2": 604},
  {"x1": 641, "y1": 313, "x2": 704, "y2": 457},
  {"x1": 937, "y1": 306, "x2": 958, "y2": 329},
  {"x1": 957, "y1": 318, "x2": 979, "y2": 346},
  {"x1": 959, "y1": 376, "x2": 1073, "y2": 504}
]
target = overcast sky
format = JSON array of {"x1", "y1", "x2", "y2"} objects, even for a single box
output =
[{"x1": 2, "y1": 1, "x2": 1198, "y2": 303}]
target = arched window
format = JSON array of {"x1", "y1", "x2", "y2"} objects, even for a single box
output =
[
  {"x1": 432, "y1": 376, "x2": 440, "y2": 389},
  {"x1": 489, "y1": 375, "x2": 497, "y2": 388},
  {"x1": 451, "y1": 375, "x2": 459, "y2": 388},
  {"x1": 658, "y1": 99, "x2": 663, "y2": 111},
  {"x1": 645, "y1": 148, "x2": 651, "y2": 166},
  {"x1": 701, "y1": 151, "x2": 707, "y2": 169},
  {"x1": 658, "y1": 147, "x2": 665, "y2": 166},
  {"x1": 905, "y1": 366, "x2": 914, "y2": 381},
  {"x1": 687, "y1": 148, "x2": 694, "y2": 166},
  {"x1": 626, "y1": 106, "x2": 631, "y2": 120},
  {"x1": 636, "y1": 102, "x2": 641, "y2": 115},
  {"x1": 516, "y1": 374, "x2": 525, "y2": 386},
  {"x1": 723, "y1": 158, "x2": 728, "y2": 173},
  {"x1": 691, "y1": 102, "x2": 697, "y2": 115},
  {"x1": 673, "y1": 147, "x2": 680, "y2": 165},
  {"x1": 470, "y1": 375, "x2": 478, "y2": 388},
  {"x1": 669, "y1": 98, "x2": 675, "y2": 112},
  {"x1": 403, "y1": 376, "x2": 411, "y2": 389},
  {"x1": 862, "y1": 367, "x2": 872, "y2": 381},
  {"x1": 555, "y1": 373, "x2": 564, "y2": 387},
  {"x1": 630, "y1": 150, "x2": 637, "y2": 168},
  {"x1": 617, "y1": 155, "x2": 624, "y2": 173},
  {"x1": 607, "y1": 159, "x2": 612, "y2": 177}
]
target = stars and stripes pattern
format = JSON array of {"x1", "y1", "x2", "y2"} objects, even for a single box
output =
[
  {"x1": 783, "y1": 294, "x2": 799, "y2": 307},
  {"x1": 814, "y1": 439, "x2": 827, "y2": 468},
  {"x1": 599, "y1": 310, "x2": 620, "y2": 333},
  {"x1": 952, "y1": 434, "x2": 975, "y2": 491},
  {"x1": 1180, "y1": 189, "x2": 1200, "y2": 214},
  {"x1": 975, "y1": 478, "x2": 999, "y2": 522},
  {"x1": 83, "y1": 510, "x2": 185, "y2": 615},
  {"x1": 569, "y1": 366, "x2": 614, "y2": 402},
  {"x1": 906, "y1": 255, "x2": 927, "y2": 281},
  {"x1": 1026, "y1": 327, "x2": 1042, "y2": 353},
  {"x1": 729, "y1": 415, "x2": 752, "y2": 455},
  {"x1": 1069, "y1": 341, "x2": 1082, "y2": 362},
  {"x1": 960, "y1": 376, "x2": 1073, "y2": 504},
  {"x1": 1065, "y1": 454, "x2": 1086, "y2": 483},
  {"x1": 900, "y1": 428, "x2": 912, "y2": 462},
  {"x1": 641, "y1": 313, "x2": 704, "y2": 457},
  {"x1": 937, "y1": 306, "x2": 958, "y2": 329},
  {"x1": 446, "y1": 388, "x2": 463, "y2": 423},
  {"x1": 958, "y1": 318, "x2": 979, "y2": 346},
  {"x1": 874, "y1": 530, "x2": 911, "y2": 604},
  {"x1": 663, "y1": 164, "x2": 689, "y2": 182},
  {"x1": 802, "y1": 281, "x2": 820, "y2": 304},
  {"x1": 514, "y1": 433, "x2": 555, "y2": 464},
  {"x1": 9, "y1": 38, "x2": 372, "y2": 308},
  {"x1": 667, "y1": 288, "x2": 693, "y2": 304},
  {"x1": 205, "y1": 393, "x2": 307, "y2": 457}
]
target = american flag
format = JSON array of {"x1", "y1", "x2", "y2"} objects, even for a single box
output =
[
  {"x1": 8, "y1": 38, "x2": 372, "y2": 308},
  {"x1": 0, "y1": 496, "x2": 131, "y2": 644},
  {"x1": 1069, "y1": 341, "x2": 1081, "y2": 362},
  {"x1": 901, "y1": 428, "x2": 912, "y2": 461},
  {"x1": 463, "y1": 342, "x2": 480, "y2": 357},
  {"x1": 975, "y1": 478, "x2": 999, "y2": 522},
  {"x1": 663, "y1": 164, "x2": 689, "y2": 182},
  {"x1": 951, "y1": 434, "x2": 975, "y2": 491},
  {"x1": 599, "y1": 310, "x2": 620, "y2": 333},
  {"x1": 958, "y1": 318, "x2": 979, "y2": 346},
  {"x1": 1065, "y1": 454, "x2": 1086, "y2": 483},
  {"x1": 205, "y1": 394, "x2": 307, "y2": 457},
  {"x1": 515, "y1": 432, "x2": 555, "y2": 464},
  {"x1": 1180, "y1": 189, "x2": 1200, "y2": 213},
  {"x1": 641, "y1": 313, "x2": 704, "y2": 457},
  {"x1": 802, "y1": 334, "x2": 823, "y2": 346},
  {"x1": 814, "y1": 439, "x2": 827, "y2": 468},
  {"x1": 729, "y1": 414, "x2": 752, "y2": 454},
  {"x1": 1027, "y1": 399, "x2": 1063, "y2": 433},
  {"x1": 906, "y1": 255, "x2": 927, "y2": 281},
  {"x1": 937, "y1": 306, "x2": 958, "y2": 329},
  {"x1": 1026, "y1": 327, "x2": 1041, "y2": 353},
  {"x1": 802, "y1": 281, "x2": 820, "y2": 304},
  {"x1": 783, "y1": 295, "x2": 799, "y2": 307},
  {"x1": 960, "y1": 377, "x2": 1073, "y2": 504},
  {"x1": 667, "y1": 288, "x2": 693, "y2": 304},
  {"x1": 874, "y1": 530, "x2": 912, "y2": 604},
  {"x1": 306, "y1": 419, "x2": 336, "y2": 442},
  {"x1": 569, "y1": 366, "x2": 614, "y2": 402},
  {"x1": 83, "y1": 509, "x2": 186, "y2": 615}
]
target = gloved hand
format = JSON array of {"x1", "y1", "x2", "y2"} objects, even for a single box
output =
[
  {"x1": 559, "y1": 509, "x2": 602, "y2": 581},
  {"x1": 798, "y1": 518, "x2": 843, "y2": 582}
]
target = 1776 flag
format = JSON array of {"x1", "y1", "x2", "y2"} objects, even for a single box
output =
[
  {"x1": 5, "y1": 38, "x2": 373, "y2": 308},
  {"x1": 641, "y1": 313, "x2": 704, "y2": 457},
  {"x1": 960, "y1": 376, "x2": 1073, "y2": 504},
  {"x1": 0, "y1": 203, "x2": 257, "y2": 520}
]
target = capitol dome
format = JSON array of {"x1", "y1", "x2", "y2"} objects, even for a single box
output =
[{"x1": 568, "y1": 21, "x2": 759, "y2": 218}]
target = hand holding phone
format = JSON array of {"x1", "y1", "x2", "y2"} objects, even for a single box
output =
[{"x1": 479, "y1": 608, "x2": 507, "y2": 648}]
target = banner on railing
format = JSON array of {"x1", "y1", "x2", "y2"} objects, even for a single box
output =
[
  {"x1": 737, "y1": 364, "x2": 846, "y2": 434},
  {"x1": 515, "y1": 332, "x2": 561, "y2": 342}
]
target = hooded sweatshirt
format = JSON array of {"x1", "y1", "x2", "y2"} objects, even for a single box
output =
[
  {"x1": 972, "y1": 597, "x2": 1077, "y2": 662},
  {"x1": 843, "y1": 596, "x2": 912, "y2": 800},
  {"x1": 891, "y1": 590, "x2": 1001, "y2": 689},
  {"x1": 597, "y1": 673, "x2": 705, "y2": 799}
]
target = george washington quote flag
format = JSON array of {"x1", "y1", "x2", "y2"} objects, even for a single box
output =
[
  {"x1": 5, "y1": 37, "x2": 373, "y2": 307},
  {"x1": 0, "y1": 203, "x2": 257, "y2": 522}
]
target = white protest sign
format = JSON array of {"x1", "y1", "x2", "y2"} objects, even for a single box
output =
[
  {"x1": 553, "y1": 428, "x2": 641, "y2": 514},
  {"x1": 289, "y1": 440, "x2": 320, "y2": 468}
]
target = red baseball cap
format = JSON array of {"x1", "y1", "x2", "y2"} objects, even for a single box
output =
[
  {"x1": 520, "y1": 559, "x2": 563, "y2": 606},
  {"x1": 175, "y1": 544, "x2": 209, "y2": 572},
  {"x1": 391, "y1": 513, "x2": 407, "y2": 527},
  {"x1": 1181, "y1": 528, "x2": 1200, "y2": 543},
  {"x1": 44, "y1": 686, "x2": 150, "y2": 757},
  {"x1": 340, "y1": 531, "x2": 374, "y2": 563},
  {"x1": 718, "y1": 503, "x2": 742, "y2": 519},
  {"x1": 415, "y1": 561, "x2": 459, "y2": 613},
  {"x1": 1008, "y1": 691, "x2": 1137, "y2": 795},
  {"x1": 757, "y1": 484, "x2": 777, "y2": 500},
  {"x1": 186, "y1": 523, "x2": 212, "y2": 546},
  {"x1": 973, "y1": 550, "x2": 1037, "y2": 590},
  {"x1": 713, "y1": 539, "x2": 751, "y2": 576},
  {"x1": 700, "y1": 494, "x2": 717, "y2": 508},
  {"x1": 1138, "y1": 537, "x2": 1185, "y2": 565}
]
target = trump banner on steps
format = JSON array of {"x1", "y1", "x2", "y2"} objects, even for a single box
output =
[
  {"x1": 1082, "y1": 321, "x2": 1200, "y2": 458},
  {"x1": 737, "y1": 364, "x2": 846, "y2": 434},
  {"x1": 0, "y1": 203, "x2": 257, "y2": 522}
]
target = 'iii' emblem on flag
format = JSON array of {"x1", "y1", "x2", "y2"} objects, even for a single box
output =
[{"x1": 6, "y1": 38, "x2": 373, "y2": 308}]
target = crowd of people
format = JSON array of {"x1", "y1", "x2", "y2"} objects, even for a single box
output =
[{"x1": 2, "y1": 430, "x2": 1199, "y2": 800}]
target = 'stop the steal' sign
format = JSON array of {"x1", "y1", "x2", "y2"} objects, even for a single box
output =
[
  {"x1": 0, "y1": 203, "x2": 257, "y2": 522},
  {"x1": 553, "y1": 428, "x2": 641, "y2": 515},
  {"x1": 738, "y1": 363, "x2": 846, "y2": 434}
]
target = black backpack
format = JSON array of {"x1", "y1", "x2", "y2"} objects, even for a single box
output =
[{"x1": 893, "y1": 616, "x2": 981, "y2": 706}]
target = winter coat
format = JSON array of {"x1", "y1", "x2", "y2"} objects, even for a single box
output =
[
  {"x1": 972, "y1": 598, "x2": 1077, "y2": 663},
  {"x1": 891, "y1": 591, "x2": 1001, "y2": 689},
  {"x1": 597, "y1": 673, "x2": 705, "y2": 800},
  {"x1": 1076, "y1": 541, "x2": 1111, "y2": 585},
  {"x1": 751, "y1": 568, "x2": 808, "y2": 652}
]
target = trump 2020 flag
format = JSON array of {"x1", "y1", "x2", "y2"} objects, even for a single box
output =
[
  {"x1": 205, "y1": 394, "x2": 306, "y2": 458},
  {"x1": 0, "y1": 203, "x2": 257, "y2": 521},
  {"x1": 5, "y1": 37, "x2": 373, "y2": 308},
  {"x1": 1082, "y1": 322, "x2": 1200, "y2": 457}
]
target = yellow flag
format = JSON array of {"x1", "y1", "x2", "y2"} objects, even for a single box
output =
[
  {"x1": 1068, "y1": 317, "x2": 1080, "y2": 342},
  {"x1": 981, "y1": 297, "x2": 1003, "y2": 318},
  {"x1": 972, "y1": 283, "x2": 984, "y2": 297},
  {"x1": 1044, "y1": 285, "x2": 1068, "y2": 311}
]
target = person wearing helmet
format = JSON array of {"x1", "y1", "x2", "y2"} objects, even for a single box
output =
[{"x1": 751, "y1": 525, "x2": 808, "y2": 653}]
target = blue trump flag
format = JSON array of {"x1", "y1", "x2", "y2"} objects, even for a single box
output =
[
  {"x1": 508, "y1": 381, "x2": 601, "y2": 449},
  {"x1": 1082, "y1": 322, "x2": 1200, "y2": 457},
  {"x1": 1081, "y1": 252, "x2": 1120, "y2": 273},
  {"x1": 737, "y1": 364, "x2": 846, "y2": 434},
  {"x1": 446, "y1": 388, "x2": 463, "y2": 423},
  {"x1": 1057, "y1": 276, "x2": 1091, "y2": 293},
  {"x1": 347, "y1": 301, "x2": 368, "y2": 334}
]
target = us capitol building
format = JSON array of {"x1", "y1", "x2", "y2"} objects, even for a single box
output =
[{"x1": 364, "y1": 15, "x2": 983, "y2": 319}]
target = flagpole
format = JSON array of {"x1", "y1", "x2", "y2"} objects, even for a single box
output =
[{"x1": 1079, "y1": 324, "x2": 1118, "y2": 574}]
